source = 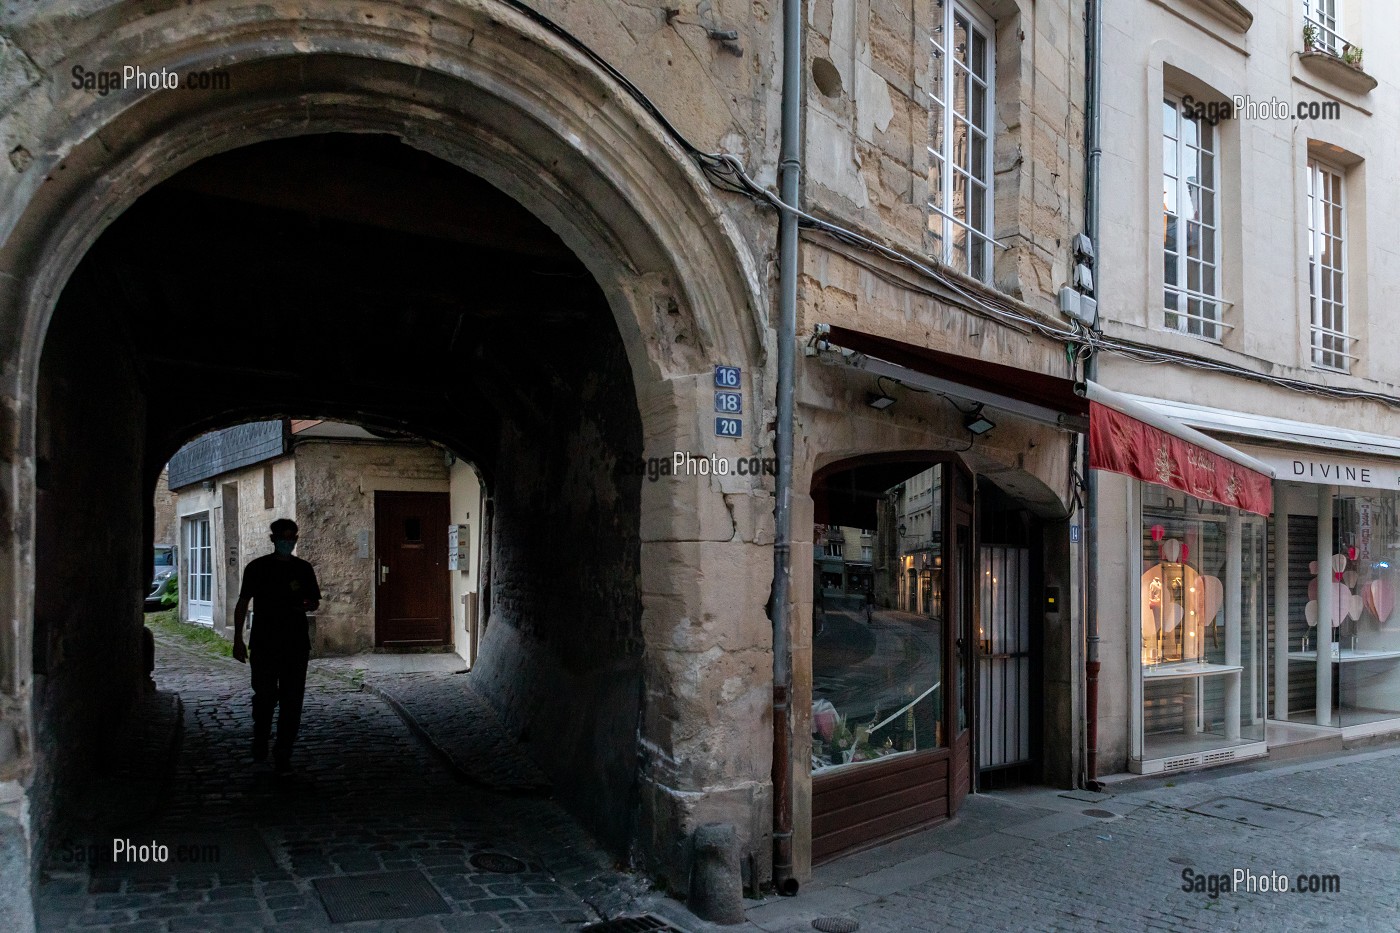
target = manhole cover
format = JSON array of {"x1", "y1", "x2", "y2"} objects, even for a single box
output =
[
  {"x1": 581, "y1": 916, "x2": 687, "y2": 932},
  {"x1": 313, "y1": 869, "x2": 449, "y2": 923},
  {"x1": 1185, "y1": 797, "x2": 1322, "y2": 832},
  {"x1": 469, "y1": 851, "x2": 526, "y2": 874},
  {"x1": 812, "y1": 919, "x2": 860, "y2": 933},
  {"x1": 1083, "y1": 808, "x2": 1117, "y2": 819}
]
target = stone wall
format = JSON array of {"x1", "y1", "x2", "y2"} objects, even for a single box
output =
[
  {"x1": 803, "y1": 0, "x2": 1087, "y2": 318},
  {"x1": 469, "y1": 307, "x2": 647, "y2": 857},
  {"x1": 152, "y1": 468, "x2": 176, "y2": 549},
  {"x1": 292, "y1": 440, "x2": 450, "y2": 656},
  {"x1": 27, "y1": 269, "x2": 148, "y2": 899}
]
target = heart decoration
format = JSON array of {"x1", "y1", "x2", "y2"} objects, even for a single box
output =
[
  {"x1": 1352, "y1": 594, "x2": 1365, "y2": 622},
  {"x1": 1333, "y1": 554, "x2": 1348, "y2": 574},
  {"x1": 1194, "y1": 575, "x2": 1224, "y2": 626},
  {"x1": 1309, "y1": 560, "x2": 1319, "y2": 575},
  {"x1": 1151, "y1": 524, "x2": 1165, "y2": 542},
  {"x1": 1159, "y1": 538, "x2": 1183, "y2": 563},
  {"x1": 1343, "y1": 570, "x2": 1359, "y2": 588},
  {"x1": 1348, "y1": 546, "x2": 1358, "y2": 561},
  {"x1": 1306, "y1": 585, "x2": 1353, "y2": 628},
  {"x1": 1363, "y1": 578, "x2": 1395, "y2": 624}
]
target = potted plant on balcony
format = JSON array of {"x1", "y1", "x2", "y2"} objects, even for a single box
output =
[
  {"x1": 1342, "y1": 43, "x2": 1364, "y2": 70},
  {"x1": 1302, "y1": 22, "x2": 1319, "y2": 52}
]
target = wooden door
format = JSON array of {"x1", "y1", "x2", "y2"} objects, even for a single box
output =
[{"x1": 374, "y1": 491, "x2": 451, "y2": 647}]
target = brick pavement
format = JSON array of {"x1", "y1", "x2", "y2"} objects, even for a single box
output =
[{"x1": 35, "y1": 633, "x2": 636, "y2": 932}]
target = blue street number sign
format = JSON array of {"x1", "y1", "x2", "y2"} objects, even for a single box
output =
[
  {"x1": 714, "y1": 365, "x2": 741, "y2": 389},
  {"x1": 716, "y1": 417, "x2": 743, "y2": 438},
  {"x1": 715, "y1": 391, "x2": 743, "y2": 414}
]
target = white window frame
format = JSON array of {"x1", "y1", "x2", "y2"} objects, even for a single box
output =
[
  {"x1": 1303, "y1": 0, "x2": 1345, "y2": 56},
  {"x1": 927, "y1": 0, "x2": 997, "y2": 283},
  {"x1": 184, "y1": 513, "x2": 213, "y2": 623},
  {"x1": 1162, "y1": 95, "x2": 1227, "y2": 342},
  {"x1": 1306, "y1": 158, "x2": 1353, "y2": 371}
]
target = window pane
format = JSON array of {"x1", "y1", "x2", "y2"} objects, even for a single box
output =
[{"x1": 971, "y1": 29, "x2": 988, "y2": 82}]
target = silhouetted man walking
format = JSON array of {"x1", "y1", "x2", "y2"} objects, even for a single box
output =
[{"x1": 233, "y1": 518, "x2": 321, "y2": 774}]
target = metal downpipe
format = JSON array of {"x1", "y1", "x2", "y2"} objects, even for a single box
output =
[
  {"x1": 1082, "y1": 0, "x2": 1104, "y2": 790},
  {"x1": 770, "y1": 0, "x2": 802, "y2": 898}
]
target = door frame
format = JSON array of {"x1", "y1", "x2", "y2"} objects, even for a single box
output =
[
  {"x1": 183, "y1": 512, "x2": 213, "y2": 623},
  {"x1": 373, "y1": 490, "x2": 452, "y2": 648}
]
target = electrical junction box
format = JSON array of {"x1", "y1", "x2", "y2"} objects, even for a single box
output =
[{"x1": 448, "y1": 521, "x2": 470, "y2": 571}]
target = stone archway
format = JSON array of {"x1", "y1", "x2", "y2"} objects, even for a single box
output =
[{"x1": 0, "y1": 3, "x2": 776, "y2": 921}]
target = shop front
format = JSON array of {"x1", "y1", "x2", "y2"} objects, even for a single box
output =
[
  {"x1": 1112, "y1": 398, "x2": 1400, "y2": 748},
  {"x1": 1088, "y1": 388, "x2": 1276, "y2": 774},
  {"x1": 802, "y1": 325, "x2": 1087, "y2": 864},
  {"x1": 1245, "y1": 448, "x2": 1400, "y2": 739}
]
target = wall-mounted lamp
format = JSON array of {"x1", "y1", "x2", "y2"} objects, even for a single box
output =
[
  {"x1": 964, "y1": 406, "x2": 996, "y2": 436},
  {"x1": 867, "y1": 392, "x2": 896, "y2": 410}
]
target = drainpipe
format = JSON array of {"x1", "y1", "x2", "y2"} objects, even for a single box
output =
[
  {"x1": 1082, "y1": 0, "x2": 1104, "y2": 790},
  {"x1": 770, "y1": 0, "x2": 802, "y2": 898}
]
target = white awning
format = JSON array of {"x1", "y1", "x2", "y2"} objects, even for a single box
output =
[{"x1": 1120, "y1": 393, "x2": 1400, "y2": 460}]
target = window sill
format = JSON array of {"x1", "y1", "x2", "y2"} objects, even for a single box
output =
[
  {"x1": 1176, "y1": 0, "x2": 1253, "y2": 33},
  {"x1": 1298, "y1": 51, "x2": 1378, "y2": 94}
]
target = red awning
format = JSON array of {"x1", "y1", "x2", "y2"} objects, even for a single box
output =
[{"x1": 1088, "y1": 396, "x2": 1273, "y2": 516}]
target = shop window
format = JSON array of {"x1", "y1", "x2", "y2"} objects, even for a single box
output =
[
  {"x1": 812, "y1": 464, "x2": 946, "y2": 772},
  {"x1": 1278, "y1": 485, "x2": 1400, "y2": 729},
  {"x1": 1137, "y1": 485, "x2": 1266, "y2": 766}
]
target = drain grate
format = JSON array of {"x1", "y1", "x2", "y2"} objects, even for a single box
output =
[
  {"x1": 581, "y1": 916, "x2": 687, "y2": 932},
  {"x1": 313, "y1": 869, "x2": 449, "y2": 923},
  {"x1": 469, "y1": 851, "x2": 526, "y2": 874},
  {"x1": 812, "y1": 919, "x2": 860, "y2": 933},
  {"x1": 1185, "y1": 797, "x2": 1322, "y2": 832}
]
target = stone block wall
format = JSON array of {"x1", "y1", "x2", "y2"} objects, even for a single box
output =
[
  {"x1": 803, "y1": 0, "x2": 1087, "y2": 320},
  {"x1": 292, "y1": 440, "x2": 450, "y2": 656},
  {"x1": 28, "y1": 269, "x2": 148, "y2": 891}
]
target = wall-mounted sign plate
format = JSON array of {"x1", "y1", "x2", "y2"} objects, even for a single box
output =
[
  {"x1": 714, "y1": 365, "x2": 741, "y2": 389},
  {"x1": 716, "y1": 417, "x2": 743, "y2": 438},
  {"x1": 715, "y1": 391, "x2": 742, "y2": 414}
]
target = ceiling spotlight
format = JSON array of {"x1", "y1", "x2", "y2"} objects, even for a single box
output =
[
  {"x1": 964, "y1": 407, "x2": 996, "y2": 436},
  {"x1": 867, "y1": 392, "x2": 896, "y2": 410}
]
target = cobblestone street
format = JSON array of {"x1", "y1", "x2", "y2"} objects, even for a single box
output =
[
  {"x1": 33, "y1": 629, "x2": 1400, "y2": 932},
  {"x1": 741, "y1": 746, "x2": 1400, "y2": 932},
  {"x1": 35, "y1": 634, "x2": 628, "y2": 932}
]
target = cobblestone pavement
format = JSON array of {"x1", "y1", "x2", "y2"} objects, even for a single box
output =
[
  {"x1": 357, "y1": 674, "x2": 550, "y2": 793},
  {"x1": 739, "y1": 746, "x2": 1400, "y2": 933},
  {"x1": 36, "y1": 634, "x2": 634, "y2": 932}
]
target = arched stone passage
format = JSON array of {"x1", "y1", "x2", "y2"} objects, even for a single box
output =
[{"x1": 0, "y1": 6, "x2": 776, "y2": 919}]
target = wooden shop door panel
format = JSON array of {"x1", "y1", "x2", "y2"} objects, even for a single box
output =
[{"x1": 375, "y1": 491, "x2": 451, "y2": 647}]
